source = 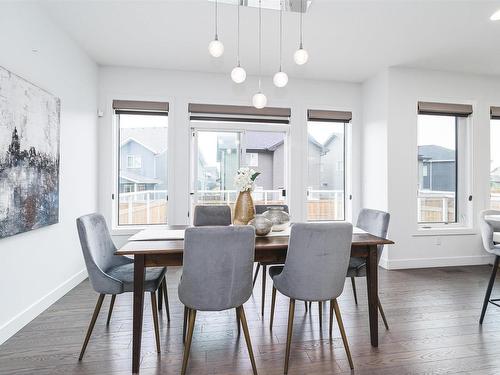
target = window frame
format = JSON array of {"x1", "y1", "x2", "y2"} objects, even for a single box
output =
[
  {"x1": 189, "y1": 120, "x2": 290, "y2": 220},
  {"x1": 416, "y1": 112, "x2": 473, "y2": 231},
  {"x1": 113, "y1": 109, "x2": 169, "y2": 229}
]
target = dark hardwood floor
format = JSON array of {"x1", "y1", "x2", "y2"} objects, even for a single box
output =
[{"x1": 1, "y1": 265, "x2": 500, "y2": 374}]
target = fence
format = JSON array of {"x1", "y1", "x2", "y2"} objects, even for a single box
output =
[
  {"x1": 417, "y1": 190, "x2": 455, "y2": 223},
  {"x1": 119, "y1": 190, "x2": 168, "y2": 225},
  {"x1": 118, "y1": 188, "x2": 346, "y2": 224}
]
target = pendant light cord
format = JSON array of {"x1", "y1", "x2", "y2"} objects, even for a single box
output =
[
  {"x1": 215, "y1": 0, "x2": 219, "y2": 40},
  {"x1": 258, "y1": 0, "x2": 262, "y2": 90},
  {"x1": 237, "y1": 0, "x2": 240, "y2": 66},
  {"x1": 279, "y1": 0, "x2": 283, "y2": 71},
  {"x1": 299, "y1": 0, "x2": 303, "y2": 48}
]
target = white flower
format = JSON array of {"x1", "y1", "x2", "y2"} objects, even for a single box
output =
[{"x1": 234, "y1": 167, "x2": 259, "y2": 192}]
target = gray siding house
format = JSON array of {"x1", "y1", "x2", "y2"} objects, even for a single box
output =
[
  {"x1": 418, "y1": 145, "x2": 455, "y2": 192},
  {"x1": 119, "y1": 136, "x2": 167, "y2": 193}
]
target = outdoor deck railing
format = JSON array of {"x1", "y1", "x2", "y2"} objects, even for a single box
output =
[{"x1": 118, "y1": 188, "x2": 475, "y2": 225}]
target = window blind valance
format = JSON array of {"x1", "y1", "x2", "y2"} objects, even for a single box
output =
[
  {"x1": 491, "y1": 106, "x2": 500, "y2": 120},
  {"x1": 188, "y1": 103, "x2": 290, "y2": 124},
  {"x1": 417, "y1": 101, "x2": 472, "y2": 117},
  {"x1": 307, "y1": 109, "x2": 352, "y2": 123},
  {"x1": 112, "y1": 100, "x2": 169, "y2": 112}
]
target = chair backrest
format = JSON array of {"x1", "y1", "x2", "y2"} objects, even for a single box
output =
[
  {"x1": 255, "y1": 204, "x2": 289, "y2": 215},
  {"x1": 356, "y1": 208, "x2": 390, "y2": 261},
  {"x1": 178, "y1": 226, "x2": 256, "y2": 311},
  {"x1": 193, "y1": 205, "x2": 232, "y2": 226},
  {"x1": 76, "y1": 213, "x2": 128, "y2": 294},
  {"x1": 274, "y1": 222, "x2": 353, "y2": 301},
  {"x1": 479, "y1": 209, "x2": 500, "y2": 253}
]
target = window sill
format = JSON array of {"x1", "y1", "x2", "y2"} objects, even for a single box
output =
[{"x1": 412, "y1": 226, "x2": 476, "y2": 237}]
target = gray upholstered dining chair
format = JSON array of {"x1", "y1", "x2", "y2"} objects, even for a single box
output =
[
  {"x1": 252, "y1": 205, "x2": 300, "y2": 316},
  {"x1": 269, "y1": 222, "x2": 354, "y2": 373},
  {"x1": 76, "y1": 213, "x2": 168, "y2": 359},
  {"x1": 193, "y1": 205, "x2": 232, "y2": 226},
  {"x1": 178, "y1": 226, "x2": 258, "y2": 375},
  {"x1": 478, "y1": 209, "x2": 500, "y2": 324},
  {"x1": 347, "y1": 208, "x2": 390, "y2": 330}
]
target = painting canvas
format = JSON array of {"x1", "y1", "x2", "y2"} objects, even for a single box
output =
[{"x1": 0, "y1": 66, "x2": 60, "y2": 239}]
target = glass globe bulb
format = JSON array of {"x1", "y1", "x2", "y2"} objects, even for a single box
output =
[
  {"x1": 273, "y1": 71, "x2": 289, "y2": 88},
  {"x1": 294, "y1": 48, "x2": 309, "y2": 65},
  {"x1": 231, "y1": 66, "x2": 246, "y2": 83},
  {"x1": 252, "y1": 92, "x2": 267, "y2": 109},
  {"x1": 208, "y1": 39, "x2": 224, "y2": 58}
]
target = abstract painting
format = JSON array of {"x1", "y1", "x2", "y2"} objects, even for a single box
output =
[{"x1": 0, "y1": 66, "x2": 60, "y2": 239}]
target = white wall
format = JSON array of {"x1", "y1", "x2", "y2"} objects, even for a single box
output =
[
  {"x1": 0, "y1": 3, "x2": 98, "y2": 344},
  {"x1": 361, "y1": 71, "x2": 389, "y2": 212},
  {"x1": 98, "y1": 66, "x2": 362, "y2": 245},
  {"x1": 380, "y1": 67, "x2": 500, "y2": 269}
]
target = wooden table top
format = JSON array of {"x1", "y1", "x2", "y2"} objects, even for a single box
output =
[{"x1": 116, "y1": 226, "x2": 394, "y2": 256}]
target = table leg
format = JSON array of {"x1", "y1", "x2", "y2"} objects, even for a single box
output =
[
  {"x1": 365, "y1": 245, "x2": 378, "y2": 347},
  {"x1": 132, "y1": 255, "x2": 146, "y2": 373}
]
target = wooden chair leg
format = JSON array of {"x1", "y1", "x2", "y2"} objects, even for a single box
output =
[
  {"x1": 261, "y1": 265, "x2": 267, "y2": 316},
  {"x1": 236, "y1": 308, "x2": 241, "y2": 335},
  {"x1": 183, "y1": 306, "x2": 188, "y2": 343},
  {"x1": 162, "y1": 278, "x2": 170, "y2": 322},
  {"x1": 351, "y1": 277, "x2": 358, "y2": 305},
  {"x1": 480, "y1": 255, "x2": 500, "y2": 324},
  {"x1": 253, "y1": 263, "x2": 261, "y2": 287},
  {"x1": 270, "y1": 286, "x2": 277, "y2": 330},
  {"x1": 332, "y1": 299, "x2": 354, "y2": 369},
  {"x1": 318, "y1": 301, "x2": 323, "y2": 331},
  {"x1": 79, "y1": 294, "x2": 105, "y2": 360},
  {"x1": 284, "y1": 299, "x2": 295, "y2": 375},
  {"x1": 238, "y1": 306, "x2": 258, "y2": 375},
  {"x1": 150, "y1": 292, "x2": 161, "y2": 354},
  {"x1": 158, "y1": 283, "x2": 163, "y2": 311},
  {"x1": 106, "y1": 294, "x2": 116, "y2": 326},
  {"x1": 308, "y1": 301, "x2": 312, "y2": 311},
  {"x1": 378, "y1": 297, "x2": 389, "y2": 330},
  {"x1": 181, "y1": 309, "x2": 196, "y2": 375},
  {"x1": 329, "y1": 299, "x2": 334, "y2": 337}
]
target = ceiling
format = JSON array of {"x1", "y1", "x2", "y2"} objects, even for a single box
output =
[{"x1": 40, "y1": 0, "x2": 500, "y2": 83}]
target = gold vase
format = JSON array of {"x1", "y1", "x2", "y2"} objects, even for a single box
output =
[{"x1": 233, "y1": 190, "x2": 255, "y2": 225}]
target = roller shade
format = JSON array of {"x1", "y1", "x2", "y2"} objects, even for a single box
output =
[
  {"x1": 307, "y1": 109, "x2": 352, "y2": 123},
  {"x1": 189, "y1": 103, "x2": 290, "y2": 124},
  {"x1": 417, "y1": 101, "x2": 472, "y2": 117},
  {"x1": 113, "y1": 100, "x2": 169, "y2": 112},
  {"x1": 491, "y1": 106, "x2": 500, "y2": 119}
]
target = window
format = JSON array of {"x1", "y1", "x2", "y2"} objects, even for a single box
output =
[
  {"x1": 307, "y1": 121, "x2": 346, "y2": 221},
  {"x1": 490, "y1": 108, "x2": 500, "y2": 209},
  {"x1": 192, "y1": 128, "x2": 287, "y2": 211},
  {"x1": 189, "y1": 103, "x2": 289, "y2": 216},
  {"x1": 127, "y1": 155, "x2": 142, "y2": 169},
  {"x1": 114, "y1": 100, "x2": 169, "y2": 226},
  {"x1": 416, "y1": 101, "x2": 472, "y2": 226},
  {"x1": 306, "y1": 109, "x2": 351, "y2": 222},
  {"x1": 417, "y1": 115, "x2": 457, "y2": 223}
]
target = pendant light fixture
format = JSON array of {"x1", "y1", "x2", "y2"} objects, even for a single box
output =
[
  {"x1": 252, "y1": 0, "x2": 267, "y2": 109},
  {"x1": 273, "y1": 0, "x2": 288, "y2": 88},
  {"x1": 208, "y1": 0, "x2": 224, "y2": 57},
  {"x1": 231, "y1": 1, "x2": 246, "y2": 83},
  {"x1": 293, "y1": 0, "x2": 308, "y2": 65}
]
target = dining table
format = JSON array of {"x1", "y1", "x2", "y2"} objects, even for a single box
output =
[{"x1": 116, "y1": 225, "x2": 394, "y2": 373}]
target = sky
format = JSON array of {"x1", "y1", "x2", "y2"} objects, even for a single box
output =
[{"x1": 417, "y1": 115, "x2": 456, "y2": 150}]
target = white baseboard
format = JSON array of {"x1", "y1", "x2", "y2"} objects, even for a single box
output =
[
  {"x1": 0, "y1": 268, "x2": 88, "y2": 345},
  {"x1": 380, "y1": 254, "x2": 495, "y2": 270}
]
